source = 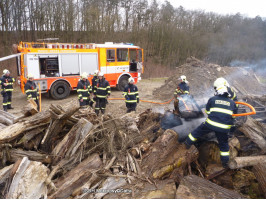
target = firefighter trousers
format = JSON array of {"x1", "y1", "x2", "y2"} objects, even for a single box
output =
[
  {"x1": 2, "y1": 92, "x2": 12, "y2": 110},
  {"x1": 184, "y1": 123, "x2": 229, "y2": 166},
  {"x1": 95, "y1": 98, "x2": 107, "y2": 115},
  {"x1": 79, "y1": 99, "x2": 90, "y2": 107},
  {"x1": 126, "y1": 102, "x2": 136, "y2": 113}
]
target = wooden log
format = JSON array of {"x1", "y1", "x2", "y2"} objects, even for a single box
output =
[
  {"x1": 6, "y1": 157, "x2": 49, "y2": 199},
  {"x1": 16, "y1": 127, "x2": 46, "y2": 147},
  {"x1": 229, "y1": 155, "x2": 266, "y2": 169},
  {"x1": 0, "y1": 164, "x2": 14, "y2": 185},
  {"x1": 0, "y1": 122, "x2": 27, "y2": 143},
  {"x1": 0, "y1": 110, "x2": 16, "y2": 122},
  {"x1": 8, "y1": 149, "x2": 52, "y2": 164},
  {"x1": 40, "y1": 101, "x2": 79, "y2": 152},
  {"x1": 252, "y1": 163, "x2": 266, "y2": 198},
  {"x1": 175, "y1": 175, "x2": 243, "y2": 199},
  {"x1": 0, "y1": 115, "x2": 13, "y2": 126},
  {"x1": 22, "y1": 98, "x2": 38, "y2": 116},
  {"x1": 49, "y1": 153, "x2": 102, "y2": 199},
  {"x1": 238, "y1": 116, "x2": 266, "y2": 153},
  {"x1": 141, "y1": 129, "x2": 198, "y2": 181},
  {"x1": 51, "y1": 118, "x2": 93, "y2": 165}
]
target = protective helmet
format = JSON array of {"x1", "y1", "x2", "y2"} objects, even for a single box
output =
[
  {"x1": 94, "y1": 70, "x2": 99, "y2": 75},
  {"x1": 128, "y1": 77, "x2": 134, "y2": 83},
  {"x1": 214, "y1": 77, "x2": 228, "y2": 89},
  {"x1": 180, "y1": 75, "x2": 186, "y2": 82},
  {"x1": 214, "y1": 78, "x2": 228, "y2": 95},
  {"x1": 3, "y1": 69, "x2": 10, "y2": 75},
  {"x1": 81, "y1": 72, "x2": 88, "y2": 79},
  {"x1": 28, "y1": 73, "x2": 34, "y2": 79},
  {"x1": 98, "y1": 72, "x2": 104, "y2": 77}
]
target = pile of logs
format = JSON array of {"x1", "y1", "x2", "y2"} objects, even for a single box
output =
[{"x1": 0, "y1": 102, "x2": 265, "y2": 199}]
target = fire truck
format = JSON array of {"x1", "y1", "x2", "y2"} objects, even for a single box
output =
[{"x1": 6, "y1": 41, "x2": 143, "y2": 99}]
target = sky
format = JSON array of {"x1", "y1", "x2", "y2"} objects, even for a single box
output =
[{"x1": 164, "y1": 0, "x2": 266, "y2": 18}]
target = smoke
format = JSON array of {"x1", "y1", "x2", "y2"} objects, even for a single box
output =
[{"x1": 230, "y1": 59, "x2": 266, "y2": 76}]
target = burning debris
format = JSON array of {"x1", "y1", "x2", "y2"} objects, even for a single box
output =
[
  {"x1": 153, "y1": 57, "x2": 266, "y2": 100},
  {"x1": 0, "y1": 98, "x2": 265, "y2": 198}
]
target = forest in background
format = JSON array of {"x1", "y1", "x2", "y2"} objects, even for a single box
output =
[{"x1": 0, "y1": 0, "x2": 266, "y2": 77}]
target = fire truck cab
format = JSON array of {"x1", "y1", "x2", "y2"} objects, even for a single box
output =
[{"x1": 16, "y1": 41, "x2": 144, "y2": 99}]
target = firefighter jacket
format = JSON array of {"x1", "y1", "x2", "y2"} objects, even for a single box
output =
[
  {"x1": 24, "y1": 80, "x2": 39, "y2": 100},
  {"x1": 174, "y1": 82, "x2": 189, "y2": 95},
  {"x1": 77, "y1": 79, "x2": 92, "y2": 100},
  {"x1": 123, "y1": 84, "x2": 139, "y2": 103},
  {"x1": 91, "y1": 76, "x2": 98, "y2": 94},
  {"x1": 95, "y1": 78, "x2": 110, "y2": 98},
  {"x1": 227, "y1": 86, "x2": 237, "y2": 101},
  {"x1": 0, "y1": 75, "x2": 15, "y2": 93},
  {"x1": 205, "y1": 95, "x2": 237, "y2": 133}
]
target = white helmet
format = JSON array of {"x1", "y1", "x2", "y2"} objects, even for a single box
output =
[
  {"x1": 98, "y1": 72, "x2": 104, "y2": 77},
  {"x1": 28, "y1": 73, "x2": 34, "y2": 79},
  {"x1": 3, "y1": 69, "x2": 10, "y2": 75},
  {"x1": 94, "y1": 70, "x2": 99, "y2": 75},
  {"x1": 81, "y1": 72, "x2": 88, "y2": 79},
  {"x1": 214, "y1": 77, "x2": 229, "y2": 88},
  {"x1": 180, "y1": 75, "x2": 186, "y2": 82},
  {"x1": 214, "y1": 78, "x2": 228, "y2": 95},
  {"x1": 128, "y1": 77, "x2": 134, "y2": 83}
]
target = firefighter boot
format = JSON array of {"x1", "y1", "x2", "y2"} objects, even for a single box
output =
[{"x1": 7, "y1": 105, "x2": 14, "y2": 109}]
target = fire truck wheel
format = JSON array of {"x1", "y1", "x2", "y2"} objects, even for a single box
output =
[
  {"x1": 50, "y1": 81, "x2": 71, "y2": 100},
  {"x1": 117, "y1": 76, "x2": 129, "y2": 91}
]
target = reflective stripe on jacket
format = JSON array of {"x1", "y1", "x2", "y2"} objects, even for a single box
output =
[
  {"x1": 24, "y1": 80, "x2": 39, "y2": 100},
  {"x1": 123, "y1": 84, "x2": 139, "y2": 103},
  {"x1": 77, "y1": 79, "x2": 92, "y2": 100},
  {"x1": 205, "y1": 95, "x2": 237, "y2": 133}
]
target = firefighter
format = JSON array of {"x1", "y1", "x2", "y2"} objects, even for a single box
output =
[
  {"x1": 24, "y1": 74, "x2": 40, "y2": 111},
  {"x1": 173, "y1": 75, "x2": 190, "y2": 114},
  {"x1": 123, "y1": 77, "x2": 139, "y2": 113},
  {"x1": 0, "y1": 69, "x2": 15, "y2": 111},
  {"x1": 184, "y1": 78, "x2": 238, "y2": 168},
  {"x1": 215, "y1": 77, "x2": 238, "y2": 102},
  {"x1": 89, "y1": 70, "x2": 99, "y2": 107},
  {"x1": 94, "y1": 72, "x2": 110, "y2": 115},
  {"x1": 77, "y1": 72, "x2": 92, "y2": 107}
]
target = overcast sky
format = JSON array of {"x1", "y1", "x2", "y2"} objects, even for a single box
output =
[{"x1": 164, "y1": 0, "x2": 265, "y2": 18}]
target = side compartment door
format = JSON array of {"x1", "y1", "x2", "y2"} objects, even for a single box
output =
[
  {"x1": 80, "y1": 53, "x2": 98, "y2": 75},
  {"x1": 61, "y1": 54, "x2": 80, "y2": 76},
  {"x1": 26, "y1": 54, "x2": 40, "y2": 79}
]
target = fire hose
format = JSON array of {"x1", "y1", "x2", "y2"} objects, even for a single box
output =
[{"x1": 108, "y1": 98, "x2": 256, "y2": 117}]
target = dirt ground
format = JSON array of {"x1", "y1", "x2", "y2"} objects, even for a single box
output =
[{"x1": 6, "y1": 78, "x2": 173, "y2": 117}]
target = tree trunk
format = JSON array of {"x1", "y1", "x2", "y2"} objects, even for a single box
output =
[
  {"x1": 238, "y1": 116, "x2": 266, "y2": 153},
  {"x1": 141, "y1": 129, "x2": 198, "y2": 181},
  {"x1": 9, "y1": 149, "x2": 52, "y2": 164},
  {"x1": 5, "y1": 157, "x2": 49, "y2": 199},
  {"x1": 252, "y1": 163, "x2": 266, "y2": 198},
  {"x1": 49, "y1": 153, "x2": 102, "y2": 199},
  {"x1": 175, "y1": 175, "x2": 243, "y2": 199},
  {"x1": 22, "y1": 98, "x2": 38, "y2": 116},
  {"x1": 229, "y1": 156, "x2": 266, "y2": 169},
  {"x1": 51, "y1": 118, "x2": 93, "y2": 165}
]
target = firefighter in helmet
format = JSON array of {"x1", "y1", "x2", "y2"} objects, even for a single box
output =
[
  {"x1": 123, "y1": 77, "x2": 139, "y2": 113},
  {"x1": 89, "y1": 70, "x2": 99, "y2": 107},
  {"x1": 214, "y1": 77, "x2": 238, "y2": 102},
  {"x1": 173, "y1": 75, "x2": 190, "y2": 114},
  {"x1": 77, "y1": 72, "x2": 92, "y2": 107},
  {"x1": 0, "y1": 69, "x2": 15, "y2": 111},
  {"x1": 184, "y1": 78, "x2": 238, "y2": 168},
  {"x1": 24, "y1": 74, "x2": 40, "y2": 111},
  {"x1": 94, "y1": 72, "x2": 110, "y2": 115}
]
